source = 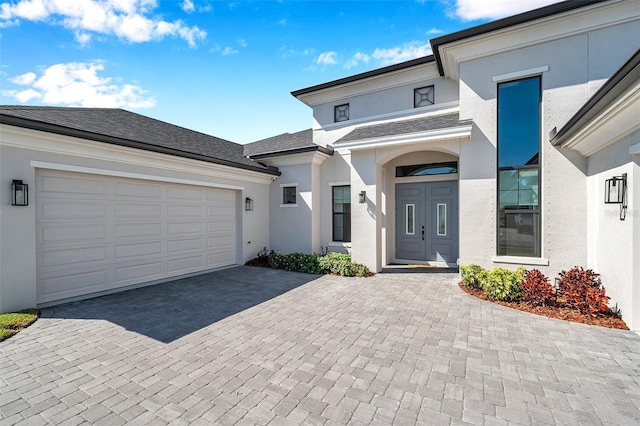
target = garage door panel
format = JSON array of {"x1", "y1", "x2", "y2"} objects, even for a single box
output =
[
  {"x1": 41, "y1": 246, "x2": 107, "y2": 268},
  {"x1": 39, "y1": 174, "x2": 106, "y2": 195},
  {"x1": 114, "y1": 202, "x2": 162, "y2": 218},
  {"x1": 114, "y1": 262, "x2": 163, "y2": 282},
  {"x1": 167, "y1": 255, "x2": 204, "y2": 273},
  {"x1": 168, "y1": 238, "x2": 204, "y2": 253},
  {"x1": 168, "y1": 204, "x2": 203, "y2": 217},
  {"x1": 39, "y1": 270, "x2": 107, "y2": 299},
  {"x1": 40, "y1": 200, "x2": 106, "y2": 220},
  {"x1": 207, "y1": 206, "x2": 234, "y2": 217},
  {"x1": 114, "y1": 222, "x2": 162, "y2": 239},
  {"x1": 114, "y1": 241, "x2": 162, "y2": 259},
  {"x1": 168, "y1": 222, "x2": 203, "y2": 235},
  {"x1": 208, "y1": 252, "x2": 235, "y2": 268},
  {"x1": 207, "y1": 221, "x2": 235, "y2": 233},
  {"x1": 39, "y1": 224, "x2": 106, "y2": 245},
  {"x1": 207, "y1": 188, "x2": 234, "y2": 202},
  {"x1": 168, "y1": 187, "x2": 204, "y2": 200},
  {"x1": 114, "y1": 182, "x2": 161, "y2": 198},
  {"x1": 36, "y1": 169, "x2": 238, "y2": 304}
]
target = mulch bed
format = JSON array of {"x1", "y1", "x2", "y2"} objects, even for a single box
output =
[
  {"x1": 245, "y1": 257, "x2": 270, "y2": 267},
  {"x1": 458, "y1": 283, "x2": 628, "y2": 330}
]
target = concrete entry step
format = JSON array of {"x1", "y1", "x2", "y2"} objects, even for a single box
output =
[{"x1": 381, "y1": 264, "x2": 459, "y2": 274}]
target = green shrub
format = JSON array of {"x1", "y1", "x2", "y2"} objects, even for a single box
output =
[
  {"x1": 318, "y1": 253, "x2": 372, "y2": 277},
  {"x1": 460, "y1": 264, "x2": 487, "y2": 289},
  {"x1": 268, "y1": 252, "x2": 325, "y2": 274},
  {"x1": 483, "y1": 267, "x2": 525, "y2": 301}
]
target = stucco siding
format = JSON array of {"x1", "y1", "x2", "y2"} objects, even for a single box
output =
[
  {"x1": 456, "y1": 23, "x2": 639, "y2": 274},
  {"x1": 586, "y1": 132, "x2": 639, "y2": 330}
]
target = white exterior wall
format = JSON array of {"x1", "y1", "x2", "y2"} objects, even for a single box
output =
[
  {"x1": 0, "y1": 125, "x2": 272, "y2": 313},
  {"x1": 457, "y1": 18, "x2": 640, "y2": 276},
  {"x1": 313, "y1": 77, "x2": 458, "y2": 128},
  {"x1": 586, "y1": 132, "x2": 639, "y2": 330}
]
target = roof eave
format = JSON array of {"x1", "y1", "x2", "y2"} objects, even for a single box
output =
[
  {"x1": 291, "y1": 56, "x2": 435, "y2": 97},
  {"x1": 0, "y1": 114, "x2": 281, "y2": 176},
  {"x1": 551, "y1": 48, "x2": 640, "y2": 147},
  {"x1": 430, "y1": 0, "x2": 608, "y2": 76},
  {"x1": 246, "y1": 145, "x2": 334, "y2": 160}
]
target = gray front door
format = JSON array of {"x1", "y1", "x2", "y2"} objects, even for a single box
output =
[{"x1": 396, "y1": 181, "x2": 459, "y2": 263}]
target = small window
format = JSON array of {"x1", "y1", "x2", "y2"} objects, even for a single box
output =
[
  {"x1": 406, "y1": 204, "x2": 415, "y2": 235},
  {"x1": 332, "y1": 186, "x2": 351, "y2": 242},
  {"x1": 334, "y1": 103, "x2": 349, "y2": 122},
  {"x1": 414, "y1": 86, "x2": 434, "y2": 108},
  {"x1": 437, "y1": 203, "x2": 446, "y2": 236},
  {"x1": 396, "y1": 162, "x2": 457, "y2": 177},
  {"x1": 282, "y1": 186, "x2": 296, "y2": 204}
]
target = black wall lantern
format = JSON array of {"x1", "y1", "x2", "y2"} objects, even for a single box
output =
[
  {"x1": 245, "y1": 197, "x2": 253, "y2": 211},
  {"x1": 11, "y1": 180, "x2": 28, "y2": 206},
  {"x1": 359, "y1": 190, "x2": 366, "y2": 204},
  {"x1": 604, "y1": 173, "x2": 627, "y2": 220}
]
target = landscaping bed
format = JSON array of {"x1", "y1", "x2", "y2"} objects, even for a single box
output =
[
  {"x1": 459, "y1": 264, "x2": 628, "y2": 330},
  {"x1": 459, "y1": 283, "x2": 627, "y2": 330},
  {"x1": 246, "y1": 249, "x2": 373, "y2": 277}
]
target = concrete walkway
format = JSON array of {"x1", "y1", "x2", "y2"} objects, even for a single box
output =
[{"x1": 1, "y1": 266, "x2": 639, "y2": 425}]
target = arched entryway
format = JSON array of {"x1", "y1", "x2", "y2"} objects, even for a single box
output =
[{"x1": 380, "y1": 150, "x2": 460, "y2": 266}]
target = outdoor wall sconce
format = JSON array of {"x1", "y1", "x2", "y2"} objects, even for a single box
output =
[
  {"x1": 11, "y1": 180, "x2": 28, "y2": 206},
  {"x1": 359, "y1": 191, "x2": 366, "y2": 204},
  {"x1": 604, "y1": 173, "x2": 627, "y2": 220},
  {"x1": 245, "y1": 197, "x2": 253, "y2": 211}
]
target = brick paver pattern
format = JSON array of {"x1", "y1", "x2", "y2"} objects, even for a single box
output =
[{"x1": 1, "y1": 266, "x2": 639, "y2": 425}]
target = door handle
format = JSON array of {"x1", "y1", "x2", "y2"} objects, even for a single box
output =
[{"x1": 421, "y1": 226, "x2": 425, "y2": 241}]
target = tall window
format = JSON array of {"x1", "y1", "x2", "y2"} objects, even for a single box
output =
[
  {"x1": 497, "y1": 76, "x2": 541, "y2": 257},
  {"x1": 332, "y1": 186, "x2": 351, "y2": 242}
]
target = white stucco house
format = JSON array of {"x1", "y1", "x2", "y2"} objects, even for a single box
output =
[{"x1": 1, "y1": 0, "x2": 639, "y2": 329}]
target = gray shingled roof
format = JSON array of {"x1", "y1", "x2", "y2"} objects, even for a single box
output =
[
  {"x1": 336, "y1": 112, "x2": 472, "y2": 144},
  {"x1": 244, "y1": 129, "x2": 333, "y2": 158},
  {"x1": 0, "y1": 106, "x2": 279, "y2": 175}
]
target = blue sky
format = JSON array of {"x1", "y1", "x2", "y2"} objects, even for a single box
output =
[{"x1": 0, "y1": 0, "x2": 560, "y2": 144}]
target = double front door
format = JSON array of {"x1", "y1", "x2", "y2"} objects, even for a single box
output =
[{"x1": 396, "y1": 181, "x2": 459, "y2": 264}]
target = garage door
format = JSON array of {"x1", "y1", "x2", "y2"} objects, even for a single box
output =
[{"x1": 36, "y1": 169, "x2": 237, "y2": 304}]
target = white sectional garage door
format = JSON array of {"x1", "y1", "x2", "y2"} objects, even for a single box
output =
[{"x1": 35, "y1": 169, "x2": 237, "y2": 304}]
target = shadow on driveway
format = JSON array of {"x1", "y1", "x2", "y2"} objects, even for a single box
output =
[{"x1": 42, "y1": 266, "x2": 318, "y2": 343}]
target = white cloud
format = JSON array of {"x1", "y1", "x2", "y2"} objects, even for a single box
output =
[
  {"x1": 181, "y1": 0, "x2": 194, "y2": 13},
  {"x1": 452, "y1": 0, "x2": 561, "y2": 21},
  {"x1": 345, "y1": 52, "x2": 370, "y2": 69},
  {"x1": 74, "y1": 31, "x2": 92, "y2": 46},
  {"x1": 221, "y1": 46, "x2": 238, "y2": 55},
  {"x1": 371, "y1": 41, "x2": 432, "y2": 66},
  {"x1": 0, "y1": 0, "x2": 207, "y2": 47},
  {"x1": 316, "y1": 51, "x2": 337, "y2": 66},
  {"x1": 280, "y1": 45, "x2": 314, "y2": 58},
  {"x1": 278, "y1": 18, "x2": 286, "y2": 25},
  {"x1": 2, "y1": 61, "x2": 156, "y2": 109},
  {"x1": 9, "y1": 71, "x2": 36, "y2": 85},
  {"x1": 237, "y1": 37, "x2": 247, "y2": 48},
  {"x1": 426, "y1": 28, "x2": 444, "y2": 35}
]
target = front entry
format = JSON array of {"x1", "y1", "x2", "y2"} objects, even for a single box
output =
[{"x1": 396, "y1": 181, "x2": 459, "y2": 264}]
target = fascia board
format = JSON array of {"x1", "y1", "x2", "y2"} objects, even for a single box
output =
[
  {"x1": 0, "y1": 124, "x2": 276, "y2": 185},
  {"x1": 335, "y1": 125, "x2": 472, "y2": 151},
  {"x1": 253, "y1": 151, "x2": 331, "y2": 167},
  {"x1": 296, "y1": 63, "x2": 440, "y2": 107},
  {"x1": 559, "y1": 86, "x2": 640, "y2": 157},
  {"x1": 438, "y1": 1, "x2": 637, "y2": 81}
]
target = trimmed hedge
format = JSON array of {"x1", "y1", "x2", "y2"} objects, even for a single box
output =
[{"x1": 265, "y1": 250, "x2": 372, "y2": 277}]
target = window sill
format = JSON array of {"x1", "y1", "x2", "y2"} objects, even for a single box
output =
[
  {"x1": 491, "y1": 256, "x2": 549, "y2": 266},
  {"x1": 280, "y1": 204, "x2": 298, "y2": 208},
  {"x1": 329, "y1": 242, "x2": 351, "y2": 248}
]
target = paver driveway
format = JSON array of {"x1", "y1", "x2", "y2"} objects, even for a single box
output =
[{"x1": 1, "y1": 266, "x2": 639, "y2": 425}]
